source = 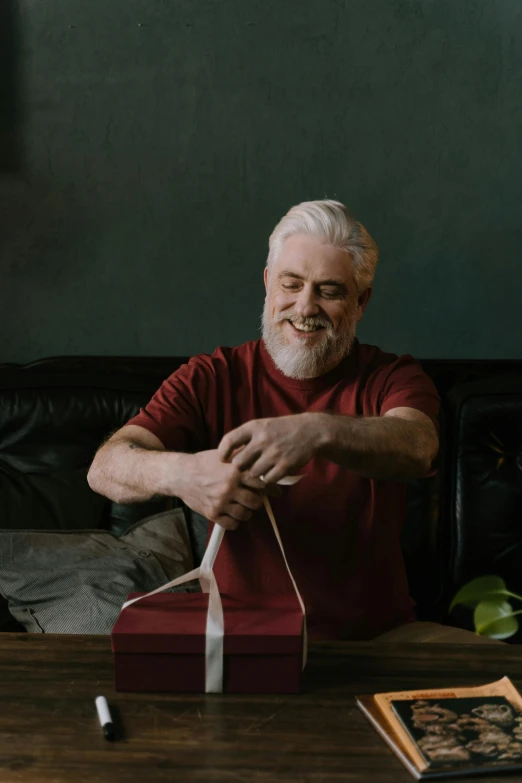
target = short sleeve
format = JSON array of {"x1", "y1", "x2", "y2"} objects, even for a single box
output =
[
  {"x1": 378, "y1": 355, "x2": 440, "y2": 433},
  {"x1": 123, "y1": 358, "x2": 212, "y2": 452}
]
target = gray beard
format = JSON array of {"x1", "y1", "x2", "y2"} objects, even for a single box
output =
[{"x1": 261, "y1": 302, "x2": 358, "y2": 380}]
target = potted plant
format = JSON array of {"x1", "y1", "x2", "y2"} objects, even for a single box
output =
[{"x1": 451, "y1": 576, "x2": 522, "y2": 640}]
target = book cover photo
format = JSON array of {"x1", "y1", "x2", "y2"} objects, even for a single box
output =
[{"x1": 357, "y1": 677, "x2": 522, "y2": 780}]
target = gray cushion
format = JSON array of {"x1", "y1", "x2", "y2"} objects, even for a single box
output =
[{"x1": 0, "y1": 508, "x2": 194, "y2": 633}]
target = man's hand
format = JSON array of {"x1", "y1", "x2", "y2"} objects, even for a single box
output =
[
  {"x1": 178, "y1": 449, "x2": 279, "y2": 530},
  {"x1": 217, "y1": 413, "x2": 325, "y2": 485}
]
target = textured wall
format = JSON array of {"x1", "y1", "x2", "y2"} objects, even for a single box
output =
[{"x1": 1, "y1": 0, "x2": 521, "y2": 363}]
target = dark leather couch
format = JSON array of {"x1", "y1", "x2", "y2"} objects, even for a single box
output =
[{"x1": 1, "y1": 355, "x2": 521, "y2": 637}]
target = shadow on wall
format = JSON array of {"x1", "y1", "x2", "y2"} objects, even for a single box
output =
[{"x1": 0, "y1": 0, "x2": 23, "y2": 173}]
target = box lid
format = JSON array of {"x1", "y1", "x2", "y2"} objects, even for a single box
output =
[{"x1": 111, "y1": 592, "x2": 303, "y2": 655}]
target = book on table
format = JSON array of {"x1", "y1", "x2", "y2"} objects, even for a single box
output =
[{"x1": 357, "y1": 677, "x2": 522, "y2": 779}]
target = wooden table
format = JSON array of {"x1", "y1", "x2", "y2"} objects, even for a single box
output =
[{"x1": 2, "y1": 634, "x2": 522, "y2": 782}]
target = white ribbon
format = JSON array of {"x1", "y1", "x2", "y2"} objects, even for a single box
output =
[{"x1": 121, "y1": 477, "x2": 307, "y2": 693}]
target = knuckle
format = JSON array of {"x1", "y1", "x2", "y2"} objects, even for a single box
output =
[
  {"x1": 226, "y1": 477, "x2": 239, "y2": 496},
  {"x1": 221, "y1": 433, "x2": 232, "y2": 449},
  {"x1": 218, "y1": 445, "x2": 228, "y2": 460}
]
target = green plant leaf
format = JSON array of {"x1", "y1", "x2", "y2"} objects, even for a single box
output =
[
  {"x1": 450, "y1": 575, "x2": 509, "y2": 612},
  {"x1": 474, "y1": 599, "x2": 519, "y2": 640}
]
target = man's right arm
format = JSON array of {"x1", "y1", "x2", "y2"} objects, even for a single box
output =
[
  {"x1": 86, "y1": 424, "x2": 190, "y2": 505},
  {"x1": 87, "y1": 424, "x2": 270, "y2": 530}
]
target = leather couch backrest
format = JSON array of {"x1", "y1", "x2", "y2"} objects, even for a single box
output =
[
  {"x1": 442, "y1": 375, "x2": 522, "y2": 635},
  {"x1": 0, "y1": 362, "x2": 188, "y2": 535}
]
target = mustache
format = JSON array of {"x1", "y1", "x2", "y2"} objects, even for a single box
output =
[{"x1": 273, "y1": 311, "x2": 333, "y2": 329}]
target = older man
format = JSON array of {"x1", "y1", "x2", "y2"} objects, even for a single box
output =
[{"x1": 88, "y1": 200, "x2": 493, "y2": 643}]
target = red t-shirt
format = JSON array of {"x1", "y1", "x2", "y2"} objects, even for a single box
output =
[{"x1": 125, "y1": 338, "x2": 440, "y2": 640}]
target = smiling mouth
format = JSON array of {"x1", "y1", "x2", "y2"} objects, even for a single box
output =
[{"x1": 286, "y1": 320, "x2": 326, "y2": 335}]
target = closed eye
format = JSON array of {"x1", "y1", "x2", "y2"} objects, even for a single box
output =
[{"x1": 319, "y1": 287, "x2": 345, "y2": 298}]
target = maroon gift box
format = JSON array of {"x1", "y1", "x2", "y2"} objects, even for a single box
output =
[{"x1": 111, "y1": 591, "x2": 304, "y2": 693}]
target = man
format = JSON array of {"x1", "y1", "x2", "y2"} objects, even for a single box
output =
[{"x1": 88, "y1": 200, "x2": 494, "y2": 643}]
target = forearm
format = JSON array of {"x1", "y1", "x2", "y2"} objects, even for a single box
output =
[
  {"x1": 316, "y1": 413, "x2": 438, "y2": 481},
  {"x1": 87, "y1": 440, "x2": 191, "y2": 504}
]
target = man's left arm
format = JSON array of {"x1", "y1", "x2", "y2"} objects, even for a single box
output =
[
  {"x1": 315, "y1": 407, "x2": 439, "y2": 480},
  {"x1": 218, "y1": 408, "x2": 439, "y2": 484}
]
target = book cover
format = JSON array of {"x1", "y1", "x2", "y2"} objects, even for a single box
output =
[{"x1": 357, "y1": 677, "x2": 522, "y2": 779}]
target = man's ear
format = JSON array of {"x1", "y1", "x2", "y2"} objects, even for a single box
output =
[
  {"x1": 357, "y1": 287, "x2": 372, "y2": 321},
  {"x1": 263, "y1": 266, "x2": 269, "y2": 294}
]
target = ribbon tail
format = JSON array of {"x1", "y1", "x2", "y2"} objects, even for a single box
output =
[
  {"x1": 200, "y1": 525, "x2": 225, "y2": 691},
  {"x1": 121, "y1": 566, "x2": 201, "y2": 610},
  {"x1": 204, "y1": 571, "x2": 224, "y2": 693},
  {"x1": 263, "y1": 496, "x2": 308, "y2": 670}
]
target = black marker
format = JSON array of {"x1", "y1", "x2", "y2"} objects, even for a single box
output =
[{"x1": 95, "y1": 696, "x2": 115, "y2": 741}]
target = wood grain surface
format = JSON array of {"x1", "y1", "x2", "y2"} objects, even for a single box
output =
[{"x1": 1, "y1": 634, "x2": 522, "y2": 783}]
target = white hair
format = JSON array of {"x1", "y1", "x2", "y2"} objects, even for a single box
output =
[{"x1": 266, "y1": 199, "x2": 379, "y2": 293}]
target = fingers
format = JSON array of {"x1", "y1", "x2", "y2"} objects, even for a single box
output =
[
  {"x1": 233, "y1": 487, "x2": 264, "y2": 511},
  {"x1": 210, "y1": 483, "x2": 282, "y2": 531},
  {"x1": 239, "y1": 454, "x2": 289, "y2": 486},
  {"x1": 239, "y1": 473, "x2": 269, "y2": 491},
  {"x1": 213, "y1": 515, "x2": 240, "y2": 531},
  {"x1": 213, "y1": 502, "x2": 254, "y2": 531},
  {"x1": 218, "y1": 425, "x2": 252, "y2": 462},
  {"x1": 225, "y1": 502, "x2": 254, "y2": 522},
  {"x1": 254, "y1": 464, "x2": 291, "y2": 485},
  {"x1": 239, "y1": 471, "x2": 284, "y2": 497},
  {"x1": 231, "y1": 446, "x2": 261, "y2": 472}
]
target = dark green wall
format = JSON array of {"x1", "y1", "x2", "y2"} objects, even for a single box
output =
[{"x1": 2, "y1": 0, "x2": 522, "y2": 363}]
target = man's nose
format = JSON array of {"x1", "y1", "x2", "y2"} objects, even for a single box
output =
[{"x1": 294, "y1": 286, "x2": 320, "y2": 318}]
